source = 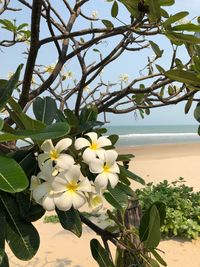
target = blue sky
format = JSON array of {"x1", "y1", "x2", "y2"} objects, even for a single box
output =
[{"x1": 0, "y1": 1, "x2": 200, "y2": 126}]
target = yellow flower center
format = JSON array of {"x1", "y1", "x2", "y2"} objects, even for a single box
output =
[
  {"x1": 67, "y1": 183, "x2": 79, "y2": 193},
  {"x1": 103, "y1": 165, "x2": 110, "y2": 173},
  {"x1": 50, "y1": 149, "x2": 59, "y2": 160},
  {"x1": 90, "y1": 142, "x2": 98, "y2": 150}
]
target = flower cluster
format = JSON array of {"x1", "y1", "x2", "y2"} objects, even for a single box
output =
[{"x1": 31, "y1": 132, "x2": 120, "y2": 212}]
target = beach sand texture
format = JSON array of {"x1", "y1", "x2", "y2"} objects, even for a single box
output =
[{"x1": 7, "y1": 143, "x2": 200, "y2": 267}]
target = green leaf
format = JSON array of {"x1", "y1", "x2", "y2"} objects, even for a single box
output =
[
  {"x1": 19, "y1": 122, "x2": 70, "y2": 141},
  {"x1": 150, "y1": 249, "x2": 167, "y2": 266},
  {"x1": 155, "y1": 64, "x2": 165, "y2": 73},
  {"x1": 0, "y1": 205, "x2": 6, "y2": 265},
  {"x1": 185, "y1": 95, "x2": 194, "y2": 114},
  {"x1": 149, "y1": 41, "x2": 163, "y2": 58},
  {"x1": 16, "y1": 193, "x2": 45, "y2": 222},
  {"x1": 0, "y1": 156, "x2": 28, "y2": 193},
  {"x1": 194, "y1": 102, "x2": 200, "y2": 122},
  {"x1": 33, "y1": 96, "x2": 57, "y2": 125},
  {"x1": 8, "y1": 97, "x2": 45, "y2": 130},
  {"x1": 146, "y1": 257, "x2": 160, "y2": 267},
  {"x1": 56, "y1": 208, "x2": 82, "y2": 237},
  {"x1": 119, "y1": 165, "x2": 145, "y2": 185},
  {"x1": 117, "y1": 153, "x2": 134, "y2": 162},
  {"x1": 146, "y1": 0, "x2": 161, "y2": 23},
  {"x1": 163, "y1": 11, "x2": 189, "y2": 27},
  {"x1": 0, "y1": 252, "x2": 9, "y2": 267},
  {"x1": 165, "y1": 69, "x2": 200, "y2": 86},
  {"x1": 0, "y1": 119, "x2": 3, "y2": 131},
  {"x1": 0, "y1": 65, "x2": 23, "y2": 110},
  {"x1": 0, "y1": 192, "x2": 40, "y2": 260},
  {"x1": 11, "y1": 150, "x2": 37, "y2": 177},
  {"x1": 172, "y1": 23, "x2": 200, "y2": 32},
  {"x1": 108, "y1": 134, "x2": 119, "y2": 145},
  {"x1": 140, "y1": 205, "x2": 161, "y2": 248},
  {"x1": 64, "y1": 109, "x2": 79, "y2": 128},
  {"x1": 159, "y1": 0, "x2": 174, "y2": 6},
  {"x1": 166, "y1": 32, "x2": 200, "y2": 44},
  {"x1": 111, "y1": 1, "x2": 118, "y2": 17},
  {"x1": 118, "y1": 0, "x2": 139, "y2": 17},
  {"x1": 0, "y1": 122, "x2": 70, "y2": 142},
  {"x1": 90, "y1": 239, "x2": 115, "y2": 267},
  {"x1": 17, "y1": 23, "x2": 28, "y2": 31},
  {"x1": 102, "y1": 19, "x2": 114, "y2": 28},
  {"x1": 104, "y1": 184, "x2": 128, "y2": 210}
]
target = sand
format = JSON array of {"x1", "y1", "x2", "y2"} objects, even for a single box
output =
[{"x1": 7, "y1": 143, "x2": 200, "y2": 267}]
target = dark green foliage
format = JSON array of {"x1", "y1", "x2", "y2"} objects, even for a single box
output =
[
  {"x1": 56, "y1": 207, "x2": 82, "y2": 237},
  {"x1": 136, "y1": 178, "x2": 200, "y2": 239},
  {"x1": 90, "y1": 239, "x2": 115, "y2": 267}
]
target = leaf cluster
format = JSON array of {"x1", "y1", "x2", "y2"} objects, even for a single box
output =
[{"x1": 136, "y1": 178, "x2": 200, "y2": 239}]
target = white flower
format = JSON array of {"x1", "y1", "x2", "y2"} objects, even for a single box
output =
[
  {"x1": 31, "y1": 162, "x2": 57, "y2": 211},
  {"x1": 83, "y1": 85, "x2": 90, "y2": 93},
  {"x1": 89, "y1": 150, "x2": 119, "y2": 189},
  {"x1": 91, "y1": 10, "x2": 98, "y2": 19},
  {"x1": 52, "y1": 165, "x2": 92, "y2": 211},
  {"x1": 63, "y1": 70, "x2": 74, "y2": 80},
  {"x1": 119, "y1": 74, "x2": 129, "y2": 83},
  {"x1": 44, "y1": 64, "x2": 56, "y2": 74},
  {"x1": 38, "y1": 138, "x2": 74, "y2": 170},
  {"x1": 88, "y1": 193, "x2": 103, "y2": 211},
  {"x1": 75, "y1": 132, "x2": 112, "y2": 163}
]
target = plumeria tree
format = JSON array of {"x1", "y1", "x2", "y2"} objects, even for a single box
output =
[{"x1": 0, "y1": 0, "x2": 200, "y2": 266}]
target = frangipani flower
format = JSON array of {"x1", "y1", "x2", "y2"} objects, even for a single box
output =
[
  {"x1": 44, "y1": 64, "x2": 56, "y2": 74},
  {"x1": 38, "y1": 138, "x2": 74, "y2": 170},
  {"x1": 31, "y1": 162, "x2": 57, "y2": 211},
  {"x1": 75, "y1": 132, "x2": 111, "y2": 163},
  {"x1": 52, "y1": 165, "x2": 92, "y2": 211},
  {"x1": 119, "y1": 73, "x2": 129, "y2": 83},
  {"x1": 88, "y1": 193, "x2": 103, "y2": 211},
  {"x1": 89, "y1": 150, "x2": 119, "y2": 189}
]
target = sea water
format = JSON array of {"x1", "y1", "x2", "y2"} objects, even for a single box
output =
[{"x1": 106, "y1": 125, "x2": 200, "y2": 147}]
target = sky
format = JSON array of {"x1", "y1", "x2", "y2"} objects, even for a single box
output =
[{"x1": 0, "y1": 1, "x2": 200, "y2": 126}]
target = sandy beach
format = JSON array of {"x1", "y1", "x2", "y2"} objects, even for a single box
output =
[{"x1": 7, "y1": 143, "x2": 200, "y2": 267}]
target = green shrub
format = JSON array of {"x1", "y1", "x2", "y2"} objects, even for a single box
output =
[{"x1": 136, "y1": 178, "x2": 200, "y2": 239}]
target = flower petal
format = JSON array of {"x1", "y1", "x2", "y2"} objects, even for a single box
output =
[
  {"x1": 72, "y1": 192, "x2": 86, "y2": 209},
  {"x1": 78, "y1": 178, "x2": 92, "y2": 192},
  {"x1": 89, "y1": 158, "x2": 104, "y2": 174},
  {"x1": 96, "y1": 136, "x2": 111, "y2": 148},
  {"x1": 41, "y1": 139, "x2": 54, "y2": 153},
  {"x1": 94, "y1": 173, "x2": 108, "y2": 189},
  {"x1": 86, "y1": 132, "x2": 98, "y2": 143},
  {"x1": 52, "y1": 176, "x2": 68, "y2": 192},
  {"x1": 108, "y1": 173, "x2": 119, "y2": 188},
  {"x1": 75, "y1": 137, "x2": 90, "y2": 150},
  {"x1": 55, "y1": 192, "x2": 73, "y2": 211},
  {"x1": 83, "y1": 148, "x2": 97, "y2": 163},
  {"x1": 64, "y1": 165, "x2": 81, "y2": 184},
  {"x1": 32, "y1": 182, "x2": 51, "y2": 202},
  {"x1": 95, "y1": 148, "x2": 106, "y2": 160},
  {"x1": 105, "y1": 150, "x2": 118, "y2": 167},
  {"x1": 37, "y1": 153, "x2": 50, "y2": 169},
  {"x1": 55, "y1": 138, "x2": 72, "y2": 153},
  {"x1": 42, "y1": 194, "x2": 55, "y2": 211},
  {"x1": 30, "y1": 176, "x2": 41, "y2": 191},
  {"x1": 109, "y1": 162, "x2": 120, "y2": 174},
  {"x1": 40, "y1": 160, "x2": 54, "y2": 178},
  {"x1": 56, "y1": 154, "x2": 75, "y2": 170}
]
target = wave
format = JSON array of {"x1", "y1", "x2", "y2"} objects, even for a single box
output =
[{"x1": 118, "y1": 133, "x2": 198, "y2": 138}]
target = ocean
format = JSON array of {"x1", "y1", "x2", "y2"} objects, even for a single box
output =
[{"x1": 106, "y1": 125, "x2": 200, "y2": 147}]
